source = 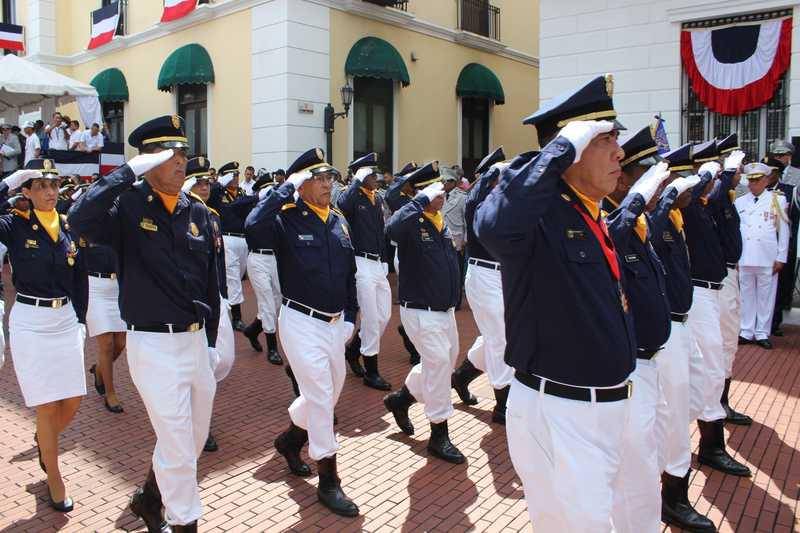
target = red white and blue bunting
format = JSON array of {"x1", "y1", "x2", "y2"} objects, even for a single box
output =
[{"x1": 681, "y1": 18, "x2": 792, "y2": 115}]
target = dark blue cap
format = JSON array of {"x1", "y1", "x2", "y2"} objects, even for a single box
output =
[
  {"x1": 663, "y1": 143, "x2": 693, "y2": 172},
  {"x1": 716, "y1": 133, "x2": 739, "y2": 155},
  {"x1": 692, "y1": 140, "x2": 718, "y2": 163},
  {"x1": 218, "y1": 161, "x2": 240, "y2": 175},
  {"x1": 620, "y1": 122, "x2": 660, "y2": 169},
  {"x1": 348, "y1": 152, "x2": 378, "y2": 172},
  {"x1": 475, "y1": 147, "x2": 506, "y2": 176},
  {"x1": 24, "y1": 158, "x2": 59, "y2": 176},
  {"x1": 128, "y1": 115, "x2": 188, "y2": 150},
  {"x1": 287, "y1": 148, "x2": 334, "y2": 176},
  {"x1": 186, "y1": 156, "x2": 211, "y2": 179},
  {"x1": 407, "y1": 161, "x2": 441, "y2": 189},
  {"x1": 396, "y1": 161, "x2": 418, "y2": 177}
]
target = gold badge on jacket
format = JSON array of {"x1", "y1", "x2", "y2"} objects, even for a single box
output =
[
  {"x1": 66, "y1": 241, "x2": 77, "y2": 266},
  {"x1": 190, "y1": 222, "x2": 200, "y2": 237},
  {"x1": 139, "y1": 218, "x2": 158, "y2": 232}
]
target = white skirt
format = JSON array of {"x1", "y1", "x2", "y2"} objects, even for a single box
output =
[
  {"x1": 10, "y1": 299, "x2": 87, "y2": 407},
  {"x1": 86, "y1": 276, "x2": 126, "y2": 336}
]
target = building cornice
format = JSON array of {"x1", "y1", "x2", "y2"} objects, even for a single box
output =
[
  {"x1": 666, "y1": 0, "x2": 797, "y2": 23},
  {"x1": 27, "y1": 0, "x2": 538, "y2": 68}
]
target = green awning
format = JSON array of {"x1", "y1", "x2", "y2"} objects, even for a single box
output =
[
  {"x1": 345, "y1": 37, "x2": 410, "y2": 87},
  {"x1": 90, "y1": 68, "x2": 128, "y2": 103},
  {"x1": 157, "y1": 43, "x2": 215, "y2": 92},
  {"x1": 457, "y1": 63, "x2": 505, "y2": 105}
]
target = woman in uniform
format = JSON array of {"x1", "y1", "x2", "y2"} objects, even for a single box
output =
[{"x1": 0, "y1": 159, "x2": 88, "y2": 512}]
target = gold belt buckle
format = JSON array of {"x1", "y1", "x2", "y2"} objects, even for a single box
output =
[
  {"x1": 626, "y1": 380, "x2": 633, "y2": 398},
  {"x1": 51, "y1": 299, "x2": 63, "y2": 309},
  {"x1": 188, "y1": 323, "x2": 200, "y2": 332},
  {"x1": 110, "y1": 273, "x2": 117, "y2": 280},
  {"x1": 329, "y1": 314, "x2": 340, "y2": 324}
]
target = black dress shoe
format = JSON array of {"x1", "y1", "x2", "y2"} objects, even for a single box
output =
[
  {"x1": 275, "y1": 424, "x2": 312, "y2": 477},
  {"x1": 362, "y1": 355, "x2": 391, "y2": 391},
  {"x1": 264, "y1": 332, "x2": 283, "y2": 365},
  {"x1": 737, "y1": 336, "x2": 752, "y2": 345},
  {"x1": 231, "y1": 319, "x2": 247, "y2": 332},
  {"x1": 34, "y1": 432, "x2": 45, "y2": 473},
  {"x1": 171, "y1": 522, "x2": 196, "y2": 532},
  {"x1": 772, "y1": 328, "x2": 784, "y2": 337},
  {"x1": 661, "y1": 471, "x2": 716, "y2": 532},
  {"x1": 427, "y1": 421, "x2": 465, "y2": 464},
  {"x1": 243, "y1": 319, "x2": 263, "y2": 352},
  {"x1": 130, "y1": 467, "x2": 169, "y2": 533},
  {"x1": 383, "y1": 386, "x2": 416, "y2": 435},
  {"x1": 697, "y1": 420, "x2": 751, "y2": 477},
  {"x1": 409, "y1": 353, "x2": 420, "y2": 366},
  {"x1": 48, "y1": 490, "x2": 74, "y2": 513},
  {"x1": 90, "y1": 364, "x2": 105, "y2": 395},
  {"x1": 452, "y1": 359, "x2": 481, "y2": 405},
  {"x1": 204, "y1": 434, "x2": 218, "y2": 452},
  {"x1": 755, "y1": 339, "x2": 773, "y2": 350},
  {"x1": 104, "y1": 399, "x2": 124, "y2": 414},
  {"x1": 491, "y1": 386, "x2": 509, "y2": 425},
  {"x1": 317, "y1": 456, "x2": 359, "y2": 517}
]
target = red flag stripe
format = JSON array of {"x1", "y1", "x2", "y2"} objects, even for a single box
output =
[
  {"x1": 88, "y1": 30, "x2": 115, "y2": 50},
  {"x1": 0, "y1": 38, "x2": 23, "y2": 51},
  {"x1": 161, "y1": 0, "x2": 197, "y2": 22}
]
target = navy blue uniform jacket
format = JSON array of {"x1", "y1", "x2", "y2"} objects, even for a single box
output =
[
  {"x1": 648, "y1": 186, "x2": 693, "y2": 315},
  {"x1": 336, "y1": 182, "x2": 386, "y2": 258}
]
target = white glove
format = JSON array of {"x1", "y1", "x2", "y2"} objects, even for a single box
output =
[
  {"x1": 669, "y1": 174, "x2": 702, "y2": 196},
  {"x1": 3, "y1": 169, "x2": 42, "y2": 190},
  {"x1": 287, "y1": 170, "x2": 312, "y2": 190},
  {"x1": 724, "y1": 150, "x2": 746, "y2": 172},
  {"x1": 421, "y1": 181, "x2": 445, "y2": 202},
  {"x1": 353, "y1": 166, "x2": 374, "y2": 183},
  {"x1": 218, "y1": 172, "x2": 236, "y2": 188},
  {"x1": 258, "y1": 186, "x2": 270, "y2": 200},
  {"x1": 181, "y1": 177, "x2": 197, "y2": 193},
  {"x1": 70, "y1": 188, "x2": 84, "y2": 201},
  {"x1": 207, "y1": 347, "x2": 221, "y2": 373},
  {"x1": 127, "y1": 149, "x2": 174, "y2": 177},
  {"x1": 557, "y1": 120, "x2": 615, "y2": 163},
  {"x1": 698, "y1": 161, "x2": 721, "y2": 178},
  {"x1": 629, "y1": 161, "x2": 670, "y2": 203}
]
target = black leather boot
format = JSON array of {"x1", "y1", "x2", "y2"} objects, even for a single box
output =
[
  {"x1": 697, "y1": 420, "x2": 751, "y2": 476},
  {"x1": 383, "y1": 386, "x2": 416, "y2": 435},
  {"x1": 398, "y1": 325, "x2": 420, "y2": 365},
  {"x1": 203, "y1": 433, "x2": 218, "y2": 452},
  {"x1": 130, "y1": 467, "x2": 170, "y2": 533},
  {"x1": 171, "y1": 523, "x2": 196, "y2": 533},
  {"x1": 274, "y1": 423, "x2": 312, "y2": 477},
  {"x1": 265, "y1": 332, "x2": 283, "y2": 365},
  {"x1": 243, "y1": 318, "x2": 263, "y2": 352},
  {"x1": 230, "y1": 304, "x2": 246, "y2": 331},
  {"x1": 362, "y1": 355, "x2": 391, "y2": 390},
  {"x1": 451, "y1": 359, "x2": 481, "y2": 405},
  {"x1": 661, "y1": 470, "x2": 716, "y2": 532},
  {"x1": 317, "y1": 455, "x2": 359, "y2": 517},
  {"x1": 721, "y1": 378, "x2": 752, "y2": 426},
  {"x1": 285, "y1": 365, "x2": 300, "y2": 397},
  {"x1": 427, "y1": 421, "x2": 465, "y2": 464},
  {"x1": 345, "y1": 334, "x2": 365, "y2": 376},
  {"x1": 491, "y1": 386, "x2": 509, "y2": 425}
]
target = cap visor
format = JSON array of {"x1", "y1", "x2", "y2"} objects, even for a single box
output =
[
  {"x1": 612, "y1": 119, "x2": 626, "y2": 131},
  {"x1": 159, "y1": 141, "x2": 190, "y2": 149}
]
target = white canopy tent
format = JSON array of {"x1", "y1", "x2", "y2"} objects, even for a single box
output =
[{"x1": 0, "y1": 54, "x2": 102, "y2": 127}]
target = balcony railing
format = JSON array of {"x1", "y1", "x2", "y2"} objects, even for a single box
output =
[
  {"x1": 362, "y1": 0, "x2": 408, "y2": 11},
  {"x1": 458, "y1": 0, "x2": 500, "y2": 41}
]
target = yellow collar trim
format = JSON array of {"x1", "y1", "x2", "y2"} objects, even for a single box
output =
[
  {"x1": 569, "y1": 184, "x2": 600, "y2": 220},
  {"x1": 306, "y1": 200, "x2": 330, "y2": 223}
]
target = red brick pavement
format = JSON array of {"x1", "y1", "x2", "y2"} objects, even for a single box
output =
[{"x1": 0, "y1": 272, "x2": 797, "y2": 532}]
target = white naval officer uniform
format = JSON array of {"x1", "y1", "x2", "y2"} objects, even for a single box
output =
[{"x1": 736, "y1": 190, "x2": 789, "y2": 341}]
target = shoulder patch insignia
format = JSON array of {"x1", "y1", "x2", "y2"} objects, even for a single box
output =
[
  {"x1": 331, "y1": 207, "x2": 345, "y2": 218},
  {"x1": 281, "y1": 203, "x2": 296, "y2": 211}
]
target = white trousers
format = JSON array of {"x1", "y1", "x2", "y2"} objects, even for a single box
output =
[
  {"x1": 739, "y1": 266, "x2": 775, "y2": 341},
  {"x1": 719, "y1": 268, "x2": 740, "y2": 377},
  {"x1": 246, "y1": 252, "x2": 282, "y2": 333},
  {"x1": 278, "y1": 305, "x2": 349, "y2": 460},
  {"x1": 655, "y1": 321, "x2": 692, "y2": 476},
  {"x1": 354, "y1": 256, "x2": 392, "y2": 356},
  {"x1": 612, "y1": 359, "x2": 661, "y2": 533},
  {"x1": 126, "y1": 329, "x2": 216, "y2": 526},
  {"x1": 391, "y1": 242, "x2": 399, "y2": 275},
  {"x1": 464, "y1": 263, "x2": 513, "y2": 389},
  {"x1": 400, "y1": 307, "x2": 459, "y2": 423},
  {"x1": 506, "y1": 377, "x2": 630, "y2": 532},
  {"x1": 213, "y1": 298, "x2": 235, "y2": 382},
  {"x1": 222, "y1": 235, "x2": 248, "y2": 306},
  {"x1": 687, "y1": 286, "x2": 726, "y2": 422}
]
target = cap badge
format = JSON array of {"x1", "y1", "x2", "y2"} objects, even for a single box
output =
[
  {"x1": 171, "y1": 115, "x2": 181, "y2": 129},
  {"x1": 67, "y1": 257, "x2": 75, "y2": 266},
  {"x1": 315, "y1": 148, "x2": 324, "y2": 161},
  {"x1": 199, "y1": 156, "x2": 205, "y2": 166},
  {"x1": 605, "y1": 74, "x2": 614, "y2": 97},
  {"x1": 432, "y1": 161, "x2": 439, "y2": 172},
  {"x1": 43, "y1": 159, "x2": 52, "y2": 171}
]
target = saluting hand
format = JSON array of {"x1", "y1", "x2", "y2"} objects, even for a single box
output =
[
  {"x1": 421, "y1": 181, "x2": 445, "y2": 202},
  {"x1": 724, "y1": 150, "x2": 746, "y2": 172},
  {"x1": 629, "y1": 161, "x2": 670, "y2": 203},
  {"x1": 698, "y1": 161, "x2": 722, "y2": 179},
  {"x1": 127, "y1": 149, "x2": 174, "y2": 177},
  {"x1": 669, "y1": 174, "x2": 702, "y2": 196},
  {"x1": 218, "y1": 173, "x2": 236, "y2": 188},
  {"x1": 558, "y1": 120, "x2": 615, "y2": 163},
  {"x1": 353, "y1": 166, "x2": 373, "y2": 184},
  {"x1": 287, "y1": 170, "x2": 312, "y2": 190},
  {"x1": 3, "y1": 169, "x2": 42, "y2": 190}
]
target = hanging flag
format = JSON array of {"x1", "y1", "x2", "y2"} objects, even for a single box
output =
[
  {"x1": 87, "y1": 2, "x2": 120, "y2": 50},
  {"x1": 51, "y1": 150, "x2": 100, "y2": 180},
  {"x1": 0, "y1": 22, "x2": 24, "y2": 52},
  {"x1": 681, "y1": 18, "x2": 792, "y2": 115},
  {"x1": 653, "y1": 116, "x2": 670, "y2": 155},
  {"x1": 161, "y1": 0, "x2": 198, "y2": 23},
  {"x1": 100, "y1": 142, "x2": 125, "y2": 176}
]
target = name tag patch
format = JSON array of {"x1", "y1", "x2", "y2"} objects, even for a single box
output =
[
  {"x1": 420, "y1": 229, "x2": 433, "y2": 242},
  {"x1": 24, "y1": 239, "x2": 38, "y2": 249},
  {"x1": 298, "y1": 234, "x2": 314, "y2": 241},
  {"x1": 566, "y1": 229, "x2": 585, "y2": 240},
  {"x1": 662, "y1": 231, "x2": 674, "y2": 242},
  {"x1": 625, "y1": 254, "x2": 640, "y2": 263},
  {"x1": 139, "y1": 218, "x2": 158, "y2": 232}
]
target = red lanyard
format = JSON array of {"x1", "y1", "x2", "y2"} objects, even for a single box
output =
[{"x1": 571, "y1": 203, "x2": 620, "y2": 281}]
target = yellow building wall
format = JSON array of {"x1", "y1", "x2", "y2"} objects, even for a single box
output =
[
  {"x1": 60, "y1": 9, "x2": 251, "y2": 163},
  {"x1": 329, "y1": 9, "x2": 538, "y2": 172},
  {"x1": 407, "y1": 0, "x2": 457, "y2": 31}
]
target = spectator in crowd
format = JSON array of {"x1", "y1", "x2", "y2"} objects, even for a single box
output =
[
  {"x1": 209, "y1": 167, "x2": 217, "y2": 181},
  {"x1": 34, "y1": 120, "x2": 48, "y2": 154},
  {"x1": 23, "y1": 122, "x2": 41, "y2": 166},
  {"x1": 12, "y1": 126, "x2": 25, "y2": 168},
  {"x1": 442, "y1": 168, "x2": 468, "y2": 308},
  {"x1": 101, "y1": 122, "x2": 111, "y2": 142},
  {"x1": 273, "y1": 168, "x2": 286, "y2": 184},
  {"x1": 45, "y1": 112, "x2": 69, "y2": 151},
  {"x1": 0, "y1": 124, "x2": 21, "y2": 178},
  {"x1": 241, "y1": 166, "x2": 256, "y2": 195},
  {"x1": 83, "y1": 123, "x2": 104, "y2": 153},
  {"x1": 68, "y1": 120, "x2": 83, "y2": 150}
]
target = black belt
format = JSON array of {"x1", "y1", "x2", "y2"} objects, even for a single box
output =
[
  {"x1": 16, "y1": 294, "x2": 70, "y2": 309},
  {"x1": 726, "y1": 263, "x2": 737, "y2": 269},
  {"x1": 670, "y1": 312, "x2": 688, "y2": 323},
  {"x1": 89, "y1": 271, "x2": 116, "y2": 279},
  {"x1": 250, "y1": 248, "x2": 274, "y2": 256},
  {"x1": 282, "y1": 297, "x2": 341, "y2": 323},
  {"x1": 127, "y1": 321, "x2": 204, "y2": 333},
  {"x1": 692, "y1": 279, "x2": 723, "y2": 291},
  {"x1": 222, "y1": 232, "x2": 245, "y2": 238},
  {"x1": 401, "y1": 301, "x2": 451, "y2": 312},
  {"x1": 637, "y1": 348, "x2": 660, "y2": 360},
  {"x1": 514, "y1": 371, "x2": 631, "y2": 402},
  {"x1": 356, "y1": 252, "x2": 381, "y2": 261},
  {"x1": 468, "y1": 258, "x2": 501, "y2": 271}
]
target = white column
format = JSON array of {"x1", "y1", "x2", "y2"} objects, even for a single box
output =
[
  {"x1": 24, "y1": 0, "x2": 57, "y2": 59},
  {"x1": 251, "y1": 0, "x2": 330, "y2": 170}
]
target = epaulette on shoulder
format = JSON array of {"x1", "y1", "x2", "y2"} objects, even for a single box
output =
[
  {"x1": 187, "y1": 191, "x2": 207, "y2": 205},
  {"x1": 281, "y1": 203, "x2": 296, "y2": 211},
  {"x1": 12, "y1": 208, "x2": 29, "y2": 219},
  {"x1": 331, "y1": 207, "x2": 345, "y2": 219},
  {"x1": 600, "y1": 209, "x2": 609, "y2": 219},
  {"x1": 207, "y1": 206, "x2": 220, "y2": 218}
]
